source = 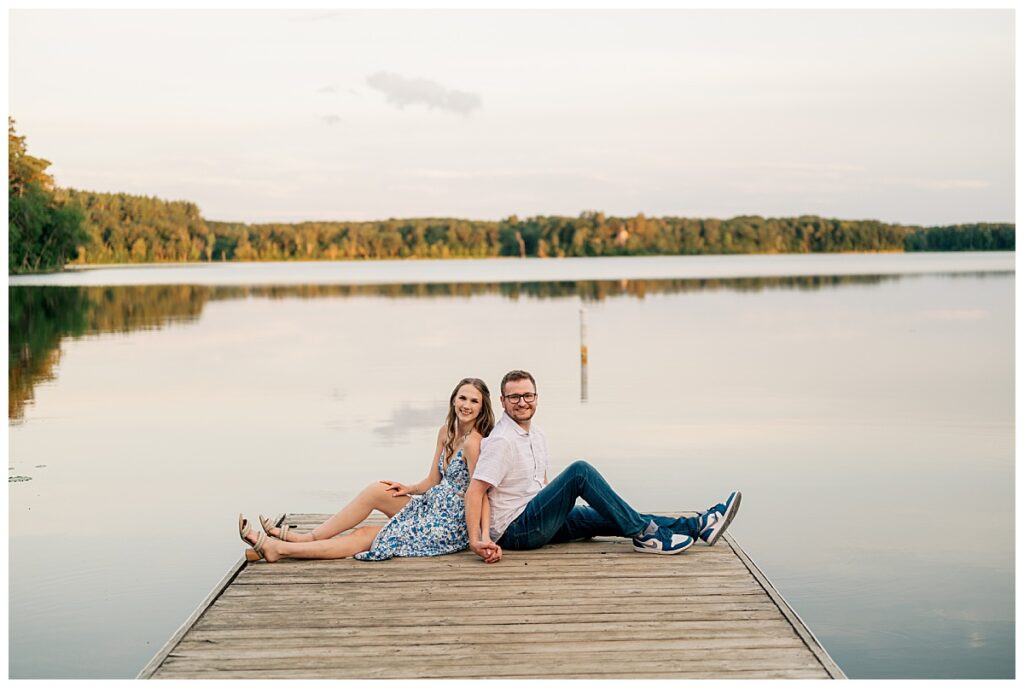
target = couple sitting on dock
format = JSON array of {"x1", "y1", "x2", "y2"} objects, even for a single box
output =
[{"x1": 238, "y1": 370, "x2": 741, "y2": 564}]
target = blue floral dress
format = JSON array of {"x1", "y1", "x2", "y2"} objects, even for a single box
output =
[{"x1": 354, "y1": 449, "x2": 470, "y2": 561}]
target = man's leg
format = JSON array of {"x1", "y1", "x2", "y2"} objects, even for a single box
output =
[
  {"x1": 498, "y1": 460, "x2": 650, "y2": 550},
  {"x1": 550, "y1": 506, "x2": 702, "y2": 543}
]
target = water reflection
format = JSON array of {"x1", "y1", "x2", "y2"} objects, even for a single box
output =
[
  {"x1": 8, "y1": 286, "x2": 206, "y2": 421},
  {"x1": 10, "y1": 274, "x2": 907, "y2": 422},
  {"x1": 10, "y1": 287, "x2": 91, "y2": 420},
  {"x1": 579, "y1": 307, "x2": 589, "y2": 402}
]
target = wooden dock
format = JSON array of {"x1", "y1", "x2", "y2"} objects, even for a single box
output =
[{"x1": 140, "y1": 513, "x2": 845, "y2": 679}]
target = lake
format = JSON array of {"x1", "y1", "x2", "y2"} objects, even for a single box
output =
[{"x1": 8, "y1": 252, "x2": 1015, "y2": 678}]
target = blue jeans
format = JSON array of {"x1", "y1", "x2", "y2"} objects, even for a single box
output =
[{"x1": 497, "y1": 460, "x2": 701, "y2": 550}]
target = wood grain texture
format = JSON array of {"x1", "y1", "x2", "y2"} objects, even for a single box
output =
[{"x1": 143, "y1": 512, "x2": 844, "y2": 679}]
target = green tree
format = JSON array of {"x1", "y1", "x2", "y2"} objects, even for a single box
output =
[{"x1": 9, "y1": 118, "x2": 88, "y2": 274}]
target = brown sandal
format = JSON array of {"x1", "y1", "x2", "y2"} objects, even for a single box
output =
[
  {"x1": 259, "y1": 514, "x2": 297, "y2": 542},
  {"x1": 238, "y1": 514, "x2": 267, "y2": 562}
]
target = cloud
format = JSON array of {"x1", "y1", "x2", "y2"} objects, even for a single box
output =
[
  {"x1": 288, "y1": 12, "x2": 343, "y2": 22},
  {"x1": 878, "y1": 177, "x2": 991, "y2": 190},
  {"x1": 408, "y1": 167, "x2": 626, "y2": 184},
  {"x1": 716, "y1": 162, "x2": 867, "y2": 174},
  {"x1": 322, "y1": 115, "x2": 342, "y2": 126},
  {"x1": 365, "y1": 71, "x2": 482, "y2": 115},
  {"x1": 916, "y1": 309, "x2": 990, "y2": 321}
]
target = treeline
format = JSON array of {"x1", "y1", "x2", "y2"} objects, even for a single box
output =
[
  {"x1": 205, "y1": 218, "x2": 500, "y2": 261},
  {"x1": 8, "y1": 119, "x2": 88, "y2": 273},
  {"x1": 8, "y1": 120, "x2": 1015, "y2": 273},
  {"x1": 903, "y1": 224, "x2": 1016, "y2": 252},
  {"x1": 206, "y1": 214, "x2": 1015, "y2": 256},
  {"x1": 60, "y1": 189, "x2": 211, "y2": 264},
  {"x1": 61, "y1": 194, "x2": 1014, "y2": 264}
]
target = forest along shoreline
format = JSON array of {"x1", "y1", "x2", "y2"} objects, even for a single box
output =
[{"x1": 9, "y1": 118, "x2": 1015, "y2": 276}]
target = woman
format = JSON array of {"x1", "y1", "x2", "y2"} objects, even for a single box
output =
[{"x1": 238, "y1": 377, "x2": 495, "y2": 562}]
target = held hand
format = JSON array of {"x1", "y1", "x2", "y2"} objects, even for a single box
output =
[
  {"x1": 470, "y1": 539, "x2": 502, "y2": 564},
  {"x1": 380, "y1": 480, "x2": 415, "y2": 497}
]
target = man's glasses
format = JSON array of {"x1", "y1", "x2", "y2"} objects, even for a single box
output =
[{"x1": 503, "y1": 393, "x2": 537, "y2": 404}]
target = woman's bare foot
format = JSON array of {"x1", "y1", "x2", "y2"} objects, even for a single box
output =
[{"x1": 267, "y1": 524, "x2": 315, "y2": 542}]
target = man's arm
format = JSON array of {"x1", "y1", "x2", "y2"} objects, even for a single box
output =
[
  {"x1": 465, "y1": 478, "x2": 501, "y2": 563},
  {"x1": 481, "y1": 487, "x2": 493, "y2": 542}
]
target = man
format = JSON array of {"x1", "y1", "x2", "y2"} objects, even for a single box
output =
[{"x1": 465, "y1": 369, "x2": 741, "y2": 563}]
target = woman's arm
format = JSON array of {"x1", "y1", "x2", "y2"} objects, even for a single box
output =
[
  {"x1": 381, "y1": 426, "x2": 445, "y2": 497},
  {"x1": 463, "y1": 431, "x2": 499, "y2": 561},
  {"x1": 463, "y1": 431, "x2": 482, "y2": 475},
  {"x1": 481, "y1": 485, "x2": 492, "y2": 541}
]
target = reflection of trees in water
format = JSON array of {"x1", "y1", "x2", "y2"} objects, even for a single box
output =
[
  {"x1": 84, "y1": 285, "x2": 209, "y2": 333},
  {"x1": 9, "y1": 272, "x2": 953, "y2": 420},
  {"x1": 224, "y1": 274, "x2": 899, "y2": 301},
  {"x1": 9, "y1": 287, "x2": 90, "y2": 420},
  {"x1": 9, "y1": 286, "x2": 208, "y2": 421}
]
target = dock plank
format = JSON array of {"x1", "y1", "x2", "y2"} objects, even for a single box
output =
[{"x1": 141, "y1": 512, "x2": 844, "y2": 679}]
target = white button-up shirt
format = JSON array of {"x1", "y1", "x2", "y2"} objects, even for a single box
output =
[{"x1": 472, "y1": 412, "x2": 550, "y2": 541}]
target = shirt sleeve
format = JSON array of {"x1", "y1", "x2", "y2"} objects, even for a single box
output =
[{"x1": 472, "y1": 435, "x2": 510, "y2": 487}]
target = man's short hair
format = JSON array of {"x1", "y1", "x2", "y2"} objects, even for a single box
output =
[{"x1": 501, "y1": 369, "x2": 536, "y2": 396}]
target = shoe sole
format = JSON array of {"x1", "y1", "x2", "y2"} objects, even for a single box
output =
[
  {"x1": 703, "y1": 491, "x2": 742, "y2": 547},
  {"x1": 632, "y1": 538, "x2": 694, "y2": 555}
]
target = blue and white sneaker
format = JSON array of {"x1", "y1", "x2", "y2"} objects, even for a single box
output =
[
  {"x1": 698, "y1": 490, "x2": 742, "y2": 546},
  {"x1": 632, "y1": 526, "x2": 694, "y2": 555}
]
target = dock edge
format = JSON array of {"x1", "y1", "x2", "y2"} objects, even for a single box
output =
[
  {"x1": 135, "y1": 513, "x2": 285, "y2": 679},
  {"x1": 725, "y1": 533, "x2": 847, "y2": 679}
]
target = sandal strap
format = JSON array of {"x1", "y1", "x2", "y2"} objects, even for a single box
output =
[
  {"x1": 260, "y1": 515, "x2": 294, "y2": 542},
  {"x1": 252, "y1": 531, "x2": 266, "y2": 558},
  {"x1": 259, "y1": 514, "x2": 274, "y2": 535},
  {"x1": 239, "y1": 515, "x2": 253, "y2": 543}
]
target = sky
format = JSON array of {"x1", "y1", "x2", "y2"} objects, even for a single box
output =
[{"x1": 8, "y1": 9, "x2": 1015, "y2": 226}]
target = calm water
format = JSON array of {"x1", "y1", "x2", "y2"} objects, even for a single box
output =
[{"x1": 8, "y1": 254, "x2": 1015, "y2": 678}]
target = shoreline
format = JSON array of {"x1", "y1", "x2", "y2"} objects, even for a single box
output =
[
  {"x1": 59, "y1": 248, "x2": 916, "y2": 272},
  {"x1": 9, "y1": 251, "x2": 1014, "y2": 288}
]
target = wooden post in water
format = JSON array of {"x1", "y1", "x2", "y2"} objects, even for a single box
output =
[{"x1": 579, "y1": 305, "x2": 588, "y2": 402}]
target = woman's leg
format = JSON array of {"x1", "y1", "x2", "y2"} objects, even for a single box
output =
[
  {"x1": 245, "y1": 525, "x2": 381, "y2": 562},
  {"x1": 265, "y1": 482, "x2": 411, "y2": 542},
  {"x1": 311, "y1": 483, "x2": 410, "y2": 540}
]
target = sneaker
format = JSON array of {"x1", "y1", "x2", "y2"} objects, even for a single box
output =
[
  {"x1": 632, "y1": 527, "x2": 694, "y2": 555},
  {"x1": 698, "y1": 490, "x2": 742, "y2": 546}
]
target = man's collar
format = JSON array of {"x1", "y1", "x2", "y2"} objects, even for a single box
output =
[{"x1": 500, "y1": 412, "x2": 531, "y2": 436}]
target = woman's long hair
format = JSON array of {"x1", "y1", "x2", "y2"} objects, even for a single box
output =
[{"x1": 443, "y1": 377, "x2": 495, "y2": 466}]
